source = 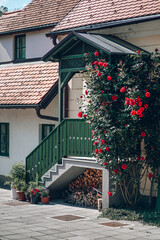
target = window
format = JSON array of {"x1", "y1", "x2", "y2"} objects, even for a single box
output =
[
  {"x1": 0, "y1": 123, "x2": 9, "y2": 156},
  {"x1": 15, "y1": 35, "x2": 26, "y2": 60},
  {"x1": 41, "y1": 124, "x2": 55, "y2": 141}
]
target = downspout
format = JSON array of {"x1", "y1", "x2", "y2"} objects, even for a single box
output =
[{"x1": 35, "y1": 107, "x2": 58, "y2": 121}]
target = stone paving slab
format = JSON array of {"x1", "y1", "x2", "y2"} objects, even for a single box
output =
[{"x1": 0, "y1": 188, "x2": 160, "y2": 240}]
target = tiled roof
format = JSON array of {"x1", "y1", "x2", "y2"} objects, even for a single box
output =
[
  {"x1": 53, "y1": 0, "x2": 160, "y2": 32},
  {"x1": 0, "y1": 62, "x2": 58, "y2": 106},
  {"x1": 0, "y1": 0, "x2": 80, "y2": 34}
]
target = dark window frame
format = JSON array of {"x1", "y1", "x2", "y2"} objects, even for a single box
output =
[
  {"x1": 0, "y1": 123, "x2": 9, "y2": 157},
  {"x1": 15, "y1": 34, "x2": 26, "y2": 60},
  {"x1": 41, "y1": 124, "x2": 55, "y2": 141}
]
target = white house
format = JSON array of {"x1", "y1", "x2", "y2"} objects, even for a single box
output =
[{"x1": 0, "y1": 0, "x2": 80, "y2": 184}]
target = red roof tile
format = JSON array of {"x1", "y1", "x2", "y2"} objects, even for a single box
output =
[
  {"x1": 52, "y1": 0, "x2": 160, "y2": 32},
  {"x1": 0, "y1": 62, "x2": 58, "y2": 106},
  {"x1": 0, "y1": 0, "x2": 80, "y2": 34}
]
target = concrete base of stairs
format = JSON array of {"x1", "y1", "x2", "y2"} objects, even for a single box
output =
[{"x1": 41, "y1": 157, "x2": 124, "y2": 209}]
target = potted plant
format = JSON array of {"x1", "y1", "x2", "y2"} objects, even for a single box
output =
[
  {"x1": 40, "y1": 187, "x2": 50, "y2": 204},
  {"x1": 24, "y1": 185, "x2": 31, "y2": 202},
  {"x1": 15, "y1": 180, "x2": 27, "y2": 201},
  {"x1": 5, "y1": 162, "x2": 26, "y2": 200},
  {"x1": 30, "y1": 188, "x2": 40, "y2": 204}
]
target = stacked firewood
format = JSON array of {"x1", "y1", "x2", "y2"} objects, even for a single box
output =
[{"x1": 64, "y1": 168, "x2": 102, "y2": 208}]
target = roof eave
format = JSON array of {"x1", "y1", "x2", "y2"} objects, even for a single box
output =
[
  {"x1": 0, "y1": 23, "x2": 57, "y2": 36},
  {"x1": 52, "y1": 13, "x2": 160, "y2": 34}
]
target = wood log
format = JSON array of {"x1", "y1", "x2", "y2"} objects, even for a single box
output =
[{"x1": 65, "y1": 168, "x2": 102, "y2": 208}]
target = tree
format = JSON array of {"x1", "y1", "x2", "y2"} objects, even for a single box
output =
[
  {"x1": 78, "y1": 50, "x2": 160, "y2": 207},
  {"x1": 0, "y1": 6, "x2": 8, "y2": 17}
]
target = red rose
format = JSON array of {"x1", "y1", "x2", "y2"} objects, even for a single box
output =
[
  {"x1": 94, "y1": 51, "x2": 99, "y2": 56},
  {"x1": 131, "y1": 110, "x2": 136, "y2": 116},
  {"x1": 98, "y1": 62, "x2": 103, "y2": 67},
  {"x1": 95, "y1": 110, "x2": 97, "y2": 112},
  {"x1": 80, "y1": 96, "x2": 83, "y2": 99},
  {"x1": 121, "y1": 164, "x2": 127, "y2": 170},
  {"x1": 155, "y1": 48, "x2": 158, "y2": 52},
  {"x1": 97, "y1": 72, "x2": 101, "y2": 77},
  {"x1": 105, "y1": 147, "x2": 110, "y2": 152},
  {"x1": 83, "y1": 114, "x2": 87, "y2": 118},
  {"x1": 103, "y1": 62, "x2": 107, "y2": 67},
  {"x1": 140, "y1": 107, "x2": 144, "y2": 112},
  {"x1": 78, "y1": 112, "x2": 82, "y2": 117},
  {"x1": 152, "y1": 146, "x2": 154, "y2": 150},
  {"x1": 136, "y1": 110, "x2": 142, "y2": 115},
  {"x1": 138, "y1": 50, "x2": 141, "y2": 53},
  {"x1": 112, "y1": 95, "x2": 117, "y2": 101},
  {"x1": 101, "y1": 140, "x2": 106, "y2": 144},
  {"x1": 138, "y1": 102, "x2": 142, "y2": 107},
  {"x1": 120, "y1": 87, "x2": 125, "y2": 93},
  {"x1": 140, "y1": 132, "x2": 146, "y2": 137},
  {"x1": 107, "y1": 76, "x2": 112, "y2": 81},
  {"x1": 89, "y1": 100, "x2": 91, "y2": 103},
  {"x1": 85, "y1": 90, "x2": 88, "y2": 95},
  {"x1": 137, "y1": 157, "x2": 141, "y2": 160},
  {"x1": 99, "y1": 148, "x2": 102, "y2": 153},
  {"x1": 94, "y1": 142, "x2": 97, "y2": 145},
  {"x1": 144, "y1": 104, "x2": 148, "y2": 108},
  {"x1": 104, "y1": 162, "x2": 108, "y2": 166},
  {"x1": 114, "y1": 169, "x2": 118, "y2": 174},
  {"x1": 145, "y1": 92, "x2": 150, "y2": 97},
  {"x1": 94, "y1": 61, "x2": 99, "y2": 65},
  {"x1": 108, "y1": 191, "x2": 112, "y2": 196},
  {"x1": 148, "y1": 173, "x2": 153, "y2": 178},
  {"x1": 101, "y1": 90, "x2": 104, "y2": 93},
  {"x1": 139, "y1": 114, "x2": 143, "y2": 118},
  {"x1": 130, "y1": 99, "x2": 136, "y2": 106},
  {"x1": 95, "y1": 149, "x2": 98, "y2": 154},
  {"x1": 125, "y1": 99, "x2": 130, "y2": 106},
  {"x1": 136, "y1": 96, "x2": 141, "y2": 103}
]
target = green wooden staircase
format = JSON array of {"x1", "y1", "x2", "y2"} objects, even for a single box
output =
[{"x1": 26, "y1": 118, "x2": 94, "y2": 182}]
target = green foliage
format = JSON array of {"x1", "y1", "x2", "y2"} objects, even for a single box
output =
[
  {"x1": 79, "y1": 51, "x2": 160, "y2": 207},
  {"x1": 39, "y1": 187, "x2": 49, "y2": 197},
  {"x1": 0, "y1": 6, "x2": 8, "y2": 17},
  {"x1": 5, "y1": 162, "x2": 26, "y2": 189},
  {"x1": 101, "y1": 207, "x2": 160, "y2": 227}
]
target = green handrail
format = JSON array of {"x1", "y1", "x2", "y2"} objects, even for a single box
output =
[{"x1": 26, "y1": 118, "x2": 94, "y2": 182}]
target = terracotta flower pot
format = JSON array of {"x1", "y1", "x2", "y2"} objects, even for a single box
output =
[
  {"x1": 16, "y1": 191, "x2": 25, "y2": 201},
  {"x1": 41, "y1": 196, "x2": 50, "y2": 204}
]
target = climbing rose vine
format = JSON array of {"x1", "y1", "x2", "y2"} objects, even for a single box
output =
[{"x1": 78, "y1": 51, "x2": 160, "y2": 207}]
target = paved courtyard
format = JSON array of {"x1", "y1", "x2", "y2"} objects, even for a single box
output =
[{"x1": 0, "y1": 188, "x2": 160, "y2": 240}]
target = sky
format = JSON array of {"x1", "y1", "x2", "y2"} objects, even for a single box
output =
[{"x1": 0, "y1": 0, "x2": 32, "y2": 11}]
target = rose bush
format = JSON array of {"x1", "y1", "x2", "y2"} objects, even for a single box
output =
[{"x1": 78, "y1": 50, "x2": 160, "y2": 207}]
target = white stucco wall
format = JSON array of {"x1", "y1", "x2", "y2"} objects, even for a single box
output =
[
  {"x1": 0, "y1": 94, "x2": 58, "y2": 176},
  {"x1": 26, "y1": 29, "x2": 53, "y2": 59},
  {"x1": 0, "y1": 28, "x2": 53, "y2": 63},
  {"x1": 68, "y1": 73, "x2": 85, "y2": 118},
  {"x1": 0, "y1": 35, "x2": 13, "y2": 62}
]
